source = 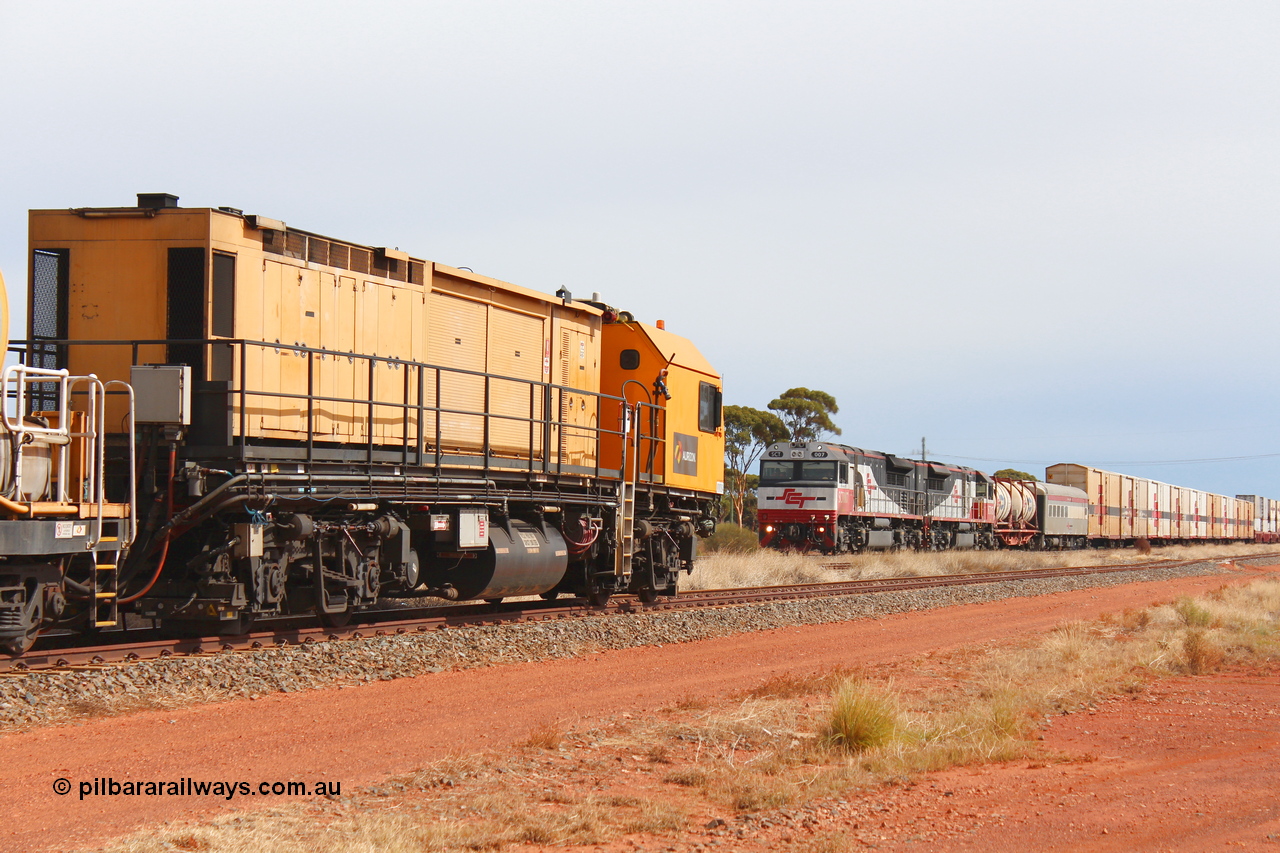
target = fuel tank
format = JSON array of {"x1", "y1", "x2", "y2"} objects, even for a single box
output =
[
  {"x1": 426, "y1": 519, "x2": 569, "y2": 600},
  {"x1": 0, "y1": 433, "x2": 52, "y2": 501}
]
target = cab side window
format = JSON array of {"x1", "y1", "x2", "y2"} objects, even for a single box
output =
[{"x1": 698, "y1": 381, "x2": 722, "y2": 432}]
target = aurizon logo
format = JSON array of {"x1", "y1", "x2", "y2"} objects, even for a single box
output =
[{"x1": 779, "y1": 488, "x2": 820, "y2": 508}]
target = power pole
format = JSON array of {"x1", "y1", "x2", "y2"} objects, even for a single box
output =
[{"x1": 919, "y1": 436, "x2": 927, "y2": 463}]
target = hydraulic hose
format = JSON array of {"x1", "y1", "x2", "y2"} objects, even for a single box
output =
[{"x1": 119, "y1": 443, "x2": 177, "y2": 605}]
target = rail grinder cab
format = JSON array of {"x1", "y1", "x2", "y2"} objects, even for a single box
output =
[
  {"x1": 595, "y1": 313, "x2": 723, "y2": 598},
  {"x1": 599, "y1": 317, "x2": 723, "y2": 496}
]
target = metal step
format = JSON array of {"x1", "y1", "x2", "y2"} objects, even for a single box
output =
[{"x1": 613, "y1": 402, "x2": 642, "y2": 579}]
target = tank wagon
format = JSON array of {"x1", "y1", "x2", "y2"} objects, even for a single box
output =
[
  {"x1": 991, "y1": 478, "x2": 1088, "y2": 550},
  {"x1": 0, "y1": 193, "x2": 723, "y2": 651}
]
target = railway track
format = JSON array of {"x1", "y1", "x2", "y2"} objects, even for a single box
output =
[{"x1": 3, "y1": 554, "x2": 1262, "y2": 673}]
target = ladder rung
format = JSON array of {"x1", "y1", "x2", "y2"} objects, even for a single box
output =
[
  {"x1": 95, "y1": 592, "x2": 116, "y2": 599},
  {"x1": 95, "y1": 564, "x2": 116, "y2": 570},
  {"x1": 93, "y1": 620, "x2": 118, "y2": 627},
  {"x1": 98, "y1": 536, "x2": 118, "y2": 542}
]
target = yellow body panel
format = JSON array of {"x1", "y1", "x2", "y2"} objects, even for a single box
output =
[
  {"x1": 29, "y1": 203, "x2": 617, "y2": 473},
  {"x1": 600, "y1": 321, "x2": 724, "y2": 495}
]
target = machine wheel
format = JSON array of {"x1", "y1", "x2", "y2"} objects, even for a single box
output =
[
  {"x1": 485, "y1": 598, "x2": 503, "y2": 606},
  {"x1": 539, "y1": 590, "x2": 559, "y2": 601},
  {"x1": 2, "y1": 596, "x2": 43, "y2": 656},
  {"x1": 636, "y1": 586, "x2": 658, "y2": 604},
  {"x1": 218, "y1": 612, "x2": 255, "y2": 636},
  {"x1": 587, "y1": 589, "x2": 611, "y2": 607},
  {"x1": 318, "y1": 607, "x2": 351, "y2": 629},
  {"x1": 2, "y1": 623, "x2": 40, "y2": 657}
]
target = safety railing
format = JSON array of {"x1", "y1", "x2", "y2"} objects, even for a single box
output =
[
  {"x1": 9, "y1": 339, "x2": 668, "y2": 487},
  {"x1": 0, "y1": 364, "x2": 136, "y2": 547}
]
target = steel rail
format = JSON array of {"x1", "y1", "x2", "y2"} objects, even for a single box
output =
[{"x1": 4, "y1": 553, "x2": 1272, "y2": 674}]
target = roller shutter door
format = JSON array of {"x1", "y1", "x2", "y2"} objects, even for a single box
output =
[
  {"x1": 487, "y1": 308, "x2": 544, "y2": 456},
  {"x1": 427, "y1": 294, "x2": 487, "y2": 451}
]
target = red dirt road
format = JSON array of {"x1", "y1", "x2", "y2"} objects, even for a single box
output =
[
  {"x1": 4, "y1": 565, "x2": 1272, "y2": 853},
  {"x1": 875, "y1": 668, "x2": 1280, "y2": 851}
]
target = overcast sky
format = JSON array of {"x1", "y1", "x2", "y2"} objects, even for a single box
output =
[{"x1": 1, "y1": 1, "x2": 1277, "y2": 496}]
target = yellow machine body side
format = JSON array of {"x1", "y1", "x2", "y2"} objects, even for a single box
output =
[{"x1": 600, "y1": 321, "x2": 723, "y2": 496}]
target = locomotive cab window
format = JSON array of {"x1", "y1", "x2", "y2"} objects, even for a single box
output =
[
  {"x1": 698, "y1": 381, "x2": 722, "y2": 432},
  {"x1": 800, "y1": 461, "x2": 837, "y2": 481},
  {"x1": 760, "y1": 460, "x2": 794, "y2": 483},
  {"x1": 619, "y1": 349, "x2": 640, "y2": 370}
]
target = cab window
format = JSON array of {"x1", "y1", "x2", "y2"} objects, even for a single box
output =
[
  {"x1": 760, "y1": 460, "x2": 794, "y2": 483},
  {"x1": 799, "y1": 461, "x2": 837, "y2": 481},
  {"x1": 698, "y1": 381, "x2": 722, "y2": 432}
]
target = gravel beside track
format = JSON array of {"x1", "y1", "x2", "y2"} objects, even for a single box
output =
[{"x1": 0, "y1": 558, "x2": 1242, "y2": 730}]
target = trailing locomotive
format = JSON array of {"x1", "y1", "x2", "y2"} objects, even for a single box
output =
[
  {"x1": 0, "y1": 193, "x2": 725, "y2": 652},
  {"x1": 760, "y1": 440, "x2": 1260, "y2": 553}
]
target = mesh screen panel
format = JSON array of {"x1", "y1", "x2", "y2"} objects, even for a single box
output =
[
  {"x1": 307, "y1": 238, "x2": 329, "y2": 266},
  {"x1": 29, "y1": 249, "x2": 68, "y2": 411},
  {"x1": 350, "y1": 248, "x2": 370, "y2": 274},
  {"x1": 328, "y1": 243, "x2": 349, "y2": 270}
]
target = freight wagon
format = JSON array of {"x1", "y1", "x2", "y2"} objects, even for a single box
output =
[
  {"x1": 1045, "y1": 464, "x2": 1252, "y2": 545},
  {"x1": 1235, "y1": 495, "x2": 1280, "y2": 544}
]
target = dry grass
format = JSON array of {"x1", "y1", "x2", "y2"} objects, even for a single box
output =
[
  {"x1": 101, "y1": 576, "x2": 1280, "y2": 853},
  {"x1": 687, "y1": 542, "x2": 1274, "y2": 590},
  {"x1": 823, "y1": 680, "x2": 901, "y2": 753},
  {"x1": 521, "y1": 720, "x2": 566, "y2": 750},
  {"x1": 741, "y1": 666, "x2": 859, "y2": 700}
]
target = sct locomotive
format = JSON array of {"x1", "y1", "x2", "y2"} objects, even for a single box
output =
[
  {"x1": 759, "y1": 441, "x2": 1262, "y2": 553},
  {"x1": 0, "y1": 193, "x2": 725, "y2": 653}
]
